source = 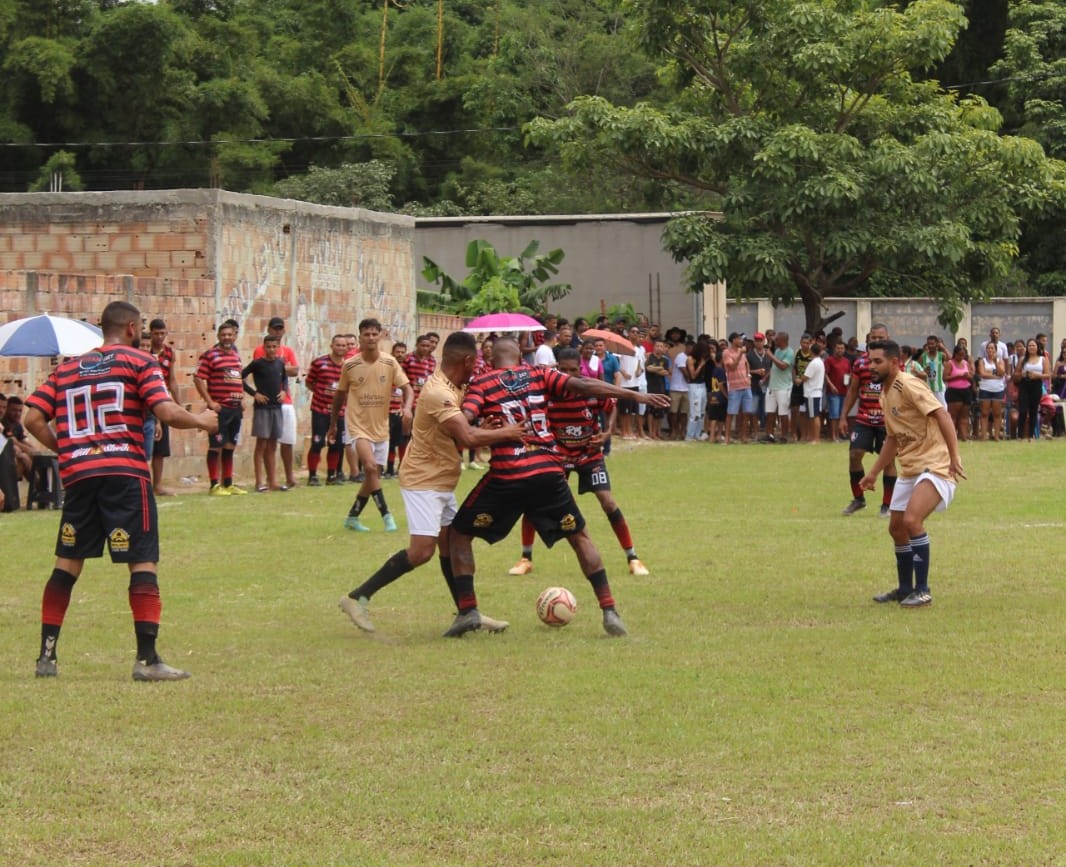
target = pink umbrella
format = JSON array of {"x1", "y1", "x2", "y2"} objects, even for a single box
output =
[{"x1": 463, "y1": 313, "x2": 545, "y2": 334}]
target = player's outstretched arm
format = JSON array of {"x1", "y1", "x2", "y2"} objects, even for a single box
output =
[
  {"x1": 154, "y1": 400, "x2": 218, "y2": 434},
  {"x1": 442, "y1": 415, "x2": 525, "y2": 449},
  {"x1": 564, "y1": 375, "x2": 670, "y2": 410}
]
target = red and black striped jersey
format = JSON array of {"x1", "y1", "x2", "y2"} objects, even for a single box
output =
[
  {"x1": 851, "y1": 353, "x2": 885, "y2": 427},
  {"x1": 26, "y1": 345, "x2": 171, "y2": 485},
  {"x1": 548, "y1": 394, "x2": 614, "y2": 467},
  {"x1": 305, "y1": 354, "x2": 344, "y2": 415},
  {"x1": 402, "y1": 353, "x2": 436, "y2": 405},
  {"x1": 151, "y1": 343, "x2": 175, "y2": 393},
  {"x1": 195, "y1": 345, "x2": 244, "y2": 405},
  {"x1": 462, "y1": 364, "x2": 570, "y2": 480}
]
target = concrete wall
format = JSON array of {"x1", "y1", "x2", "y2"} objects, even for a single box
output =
[
  {"x1": 0, "y1": 190, "x2": 417, "y2": 482},
  {"x1": 415, "y1": 214, "x2": 698, "y2": 329}
]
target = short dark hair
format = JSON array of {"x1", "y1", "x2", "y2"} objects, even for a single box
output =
[
  {"x1": 443, "y1": 330, "x2": 477, "y2": 360},
  {"x1": 358, "y1": 318, "x2": 382, "y2": 332},
  {"x1": 101, "y1": 300, "x2": 140, "y2": 335},
  {"x1": 425, "y1": 331, "x2": 440, "y2": 340},
  {"x1": 8, "y1": 395, "x2": 23, "y2": 406},
  {"x1": 556, "y1": 347, "x2": 580, "y2": 364},
  {"x1": 222, "y1": 318, "x2": 239, "y2": 330},
  {"x1": 149, "y1": 318, "x2": 166, "y2": 331},
  {"x1": 263, "y1": 335, "x2": 280, "y2": 345},
  {"x1": 392, "y1": 341, "x2": 407, "y2": 352},
  {"x1": 868, "y1": 339, "x2": 900, "y2": 358}
]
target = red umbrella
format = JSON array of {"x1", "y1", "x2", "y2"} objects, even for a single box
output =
[{"x1": 580, "y1": 328, "x2": 636, "y2": 356}]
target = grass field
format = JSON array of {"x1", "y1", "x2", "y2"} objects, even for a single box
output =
[{"x1": 1, "y1": 438, "x2": 1064, "y2": 866}]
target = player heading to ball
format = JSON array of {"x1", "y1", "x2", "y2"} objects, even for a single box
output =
[
  {"x1": 860, "y1": 340, "x2": 966, "y2": 608},
  {"x1": 25, "y1": 301, "x2": 219, "y2": 681}
]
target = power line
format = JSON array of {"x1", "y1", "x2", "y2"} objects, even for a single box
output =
[
  {"x1": 0, "y1": 127, "x2": 523, "y2": 149},
  {"x1": 943, "y1": 69, "x2": 1064, "y2": 91}
]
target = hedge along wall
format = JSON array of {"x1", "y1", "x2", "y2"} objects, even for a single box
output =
[{"x1": 0, "y1": 189, "x2": 417, "y2": 482}]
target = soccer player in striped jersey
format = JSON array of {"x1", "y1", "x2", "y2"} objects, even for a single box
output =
[
  {"x1": 24, "y1": 301, "x2": 218, "y2": 681},
  {"x1": 839, "y1": 324, "x2": 898, "y2": 516},
  {"x1": 194, "y1": 321, "x2": 247, "y2": 495},
  {"x1": 445, "y1": 337, "x2": 670, "y2": 638},
  {"x1": 508, "y1": 347, "x2": 650, "y2": 577},
  {"x1": 304, "y1": 335, "x2": 348, "y2": 485}
]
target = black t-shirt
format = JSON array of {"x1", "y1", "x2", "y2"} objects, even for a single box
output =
[
  {"x1": 747, "y1": 349, "x2": 771, "y2": 394},
  {"x1": 242, "y1": 358, "x2": 288, "y2": 405}
]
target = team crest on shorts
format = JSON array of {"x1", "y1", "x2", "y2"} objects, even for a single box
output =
[
  {"x1": 473, "y1": 513, "x2": 494, "y2": 528},
  {"x1": 109, "y1": 527, "x2": 131, "y2": 552},
  {"x1": 60, "y1": 523, "x2": 76, "y2": 547},
  {"x1": 559, "y1": 513, "x2": 577, "y2": 532}
]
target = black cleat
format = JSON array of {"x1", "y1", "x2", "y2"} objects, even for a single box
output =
[{"x1": 442, "y1": 609, "x2": 481, "y2": 638}]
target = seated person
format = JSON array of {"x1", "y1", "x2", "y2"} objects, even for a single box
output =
[{"x1": 2, "y1": 395, "x2": 35, "y2": 481}]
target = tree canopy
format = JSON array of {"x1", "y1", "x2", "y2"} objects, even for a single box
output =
[
  {"x1": 0, "y1": 0, "x2": 1063, "y2": 308},
  {"x1": 528, "y1": 0, "x2": 1065, "y2": 331}
]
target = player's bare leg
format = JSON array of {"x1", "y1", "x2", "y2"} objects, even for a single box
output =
[{"x1": 344, "y1": 439, "x2": 395, "y2": 531}]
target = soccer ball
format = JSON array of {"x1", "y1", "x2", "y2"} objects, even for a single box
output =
[{"x1": 536, "y1": 586, "x2": 577, "y2": 627}]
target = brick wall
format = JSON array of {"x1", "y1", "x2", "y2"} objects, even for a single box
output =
[{"x1": 0, "y1": 190, "x2": 418, "y2": 486}]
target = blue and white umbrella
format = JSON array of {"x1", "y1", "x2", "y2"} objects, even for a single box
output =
[{"x1": 0, "y1": 314, "x2": 103, "y2": 357}]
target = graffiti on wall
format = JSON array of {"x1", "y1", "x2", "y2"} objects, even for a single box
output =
[{"x1": 218, "y1": 228, "x2": 289, "y2": 329}]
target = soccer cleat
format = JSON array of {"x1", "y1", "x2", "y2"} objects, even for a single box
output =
[
  {"x1": 338, "y1": 595, "x2": 375, "y2": 633},
  {"x1": 478, "y1": 613, "x2": 510, "y2": 633},
  {"x1": 508, "y1": 557, "x2": 534, "y2": 576},
  {"x1": 873, "y1": 587, "x2": 909, "y2": 603},
  {"x1": 879, "y1": 504, "x2": 891, "y2": 517},
  {"x1": 227, "y1": 485, "x2": 248, "y2": 495},
  {"x1": 132, "y1": 658, "x2": 191, "y2": 682},
  {"x1": 344, "y1": 516, "x2": 370, "y2": 532},
  {"x1": 209, "y1": 484, "x2": 231, "y2": 497},
  {"x1": 349, "y1": 473, "x2": 365, "y2": 483},
  {"x1": 35, "y1": 656, "x2": 57, "y2": 678},
  {"x1": 308, "y1": 476, "x2": 322, "y2": 486},
  {"x1": 602, "y1": 608, "x2": 628, "y2": 637},
  {"x1": 841, "y1": 498, "x2": 866, "y2": 515},
  {"x1": 628, "y1": 558, "x2": 650, "y2": 576},
  {"x1": 900, "y1": 590, "x2": 933, "y2": 608},
  {"x1": 325, "y1": 476, "x2": 344, "y2": 486},
  {"x1": 442, "y1": 609, "x2": 481, "y2": 637},
  {"x1": 383, "y1": 513, "x2": 398, "y2": 532}
]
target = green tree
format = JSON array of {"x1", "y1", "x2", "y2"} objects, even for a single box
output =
[
  {"x1": 528, "y1": 0, "x2": 1064, "y2": 332},
  {"x1": 421, "y1": 239, "x2": 570, "y2": 315},
  {"x1": 28, "y1": 148, "x2": 82, "y2": 191},
  {"x1": 273, "y1": 160, "x2": 395, "y2": 209}
]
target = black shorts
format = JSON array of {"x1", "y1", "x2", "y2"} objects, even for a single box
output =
[
  {"x1": 452, "y1": 472, "x2": 586, "y2": 547},
  {"x1": 569, "y1": 459, "x2": 611, "y2": 494},
  {"x1": 309, "y1": 410, "x2": 343, "y2": 453},
  {"x1": 707, "y1": 401, "x2": 727, "y2": 422},
  {"x1": 388, "y1": 412, "x2": 409, "y2": 449},
  {"x1": 55, "y1": 475, "x2": 159, "y2": 562},
  {"x1": 946, "y1": 387, "x2": 973, "y2": 406},
  {"x1": 618, "y1": 388, "x2": 640, "y2": 416},
  {"x1": 154, "y1": 421, "x2": 171, "y2": 458},
  {"x1": 790, "y1": 384, "x2": 804, "y2": 408},
  {"x1": 849, "y1": 421, "x2": 886, "y2": 454},
  {"x1": 209, "y1": 404, "x2": 243, "y2": 449}
]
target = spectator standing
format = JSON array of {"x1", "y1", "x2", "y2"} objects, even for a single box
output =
[
  {"x1": 305, "y1": 334, "x2": 349, "y2": 485},
  {"x1": 979, "y1": 327, "x2": 1009, "y2": 362},
  {"x1": 146, "y1": 318, "x2": 175, "y2": 495},
  {"x1": 976, "y1": 341, "x2": 1006, "y2": 440},
  {"x1": 746, "y1": 332, "x2": 772, "y2": 436},
  {"x1": 2, "y1": 395, "x2": 34, "y2": 482},
  {"x1": 791, "y1": 334, "x2": 815, "y2": 442},
  {"x1": 618, "y1": 328, "x2": 645, "y2": 439},
  {"x1": 723, "y1": 332, "x2": 753, "y2": 443},
  {"x1": 385, "y1": 341, "x2": 409, "y2": 479},
  {"x1": 252, "y1": 317, "x2": 299, "y2": 489},
  {"x1": 1014, "y1": 338, "x2": 1050, "y2": 441},
  {"x1": 667, "y1": 338, "x2": 689, "y2": 440},
  {"x1": 533, "y1": 330, "x2": 559, "y2": 367},
  {"x1": 643, "y1": 340, "x2": 669, "y2": 440},
  {"x1": 1052, "y1": 339, "x2": 1066, "y2": 398},
  {"x1": 242, "y1": 335, "x2": 289, "y2": 492},
  {"x1": 801, "y1": 346, "x2": 825, "y2": 443},
  {"x1": 766, "y1": 332, "x2": 794, "y2": 443},
  {"x1": 943, "y1": 343, "x2": 974, "y2": 441},
  {"x1": 705, "y1": 344, "x2": 728, "y2": 443},
  {"x1": 824, "y1": 340, "x2": 851, "y2": 442},
  {"x1": 194, "y1": 322, "x2": 247, "y2": 495},
  {"x1": 918, "y1": 335, "x2": 948, "y2": 406},
  {"x1": 685, "y1": 342, "x2": 710, "y2": 441}
]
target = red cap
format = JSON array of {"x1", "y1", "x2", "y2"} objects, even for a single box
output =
[{"x1": 753, "y1": 332, "x2": 765, "y2": 341}]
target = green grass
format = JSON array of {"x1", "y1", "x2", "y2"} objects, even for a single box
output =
[{"x1": 1, "y1": 439, "x2": 1064, "y2": 866}]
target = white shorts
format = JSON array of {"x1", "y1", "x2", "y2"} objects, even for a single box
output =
[
  {"x1": 765, "y1": 388, "x2": 791, "y2": 416},
  {"x1": 889, "y1": 472, "x2": 956, "y2": 514},
  {"x1": 401, "y1": 488, "x2": 458, "y2": 537},
  {"x1": 354, "y1": 438, "x2": 388, "y2": 468},
  {"x1": 279, "y1": 404, "x2": 297, "y2": 446}
]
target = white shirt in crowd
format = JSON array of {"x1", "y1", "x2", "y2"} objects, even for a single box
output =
[
  {"x1": 803, "y1": 354, "x2": 825, "y2": 398},
  {"x1": 533, "y1": 343, "x2": 557, "y2": 367}
]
